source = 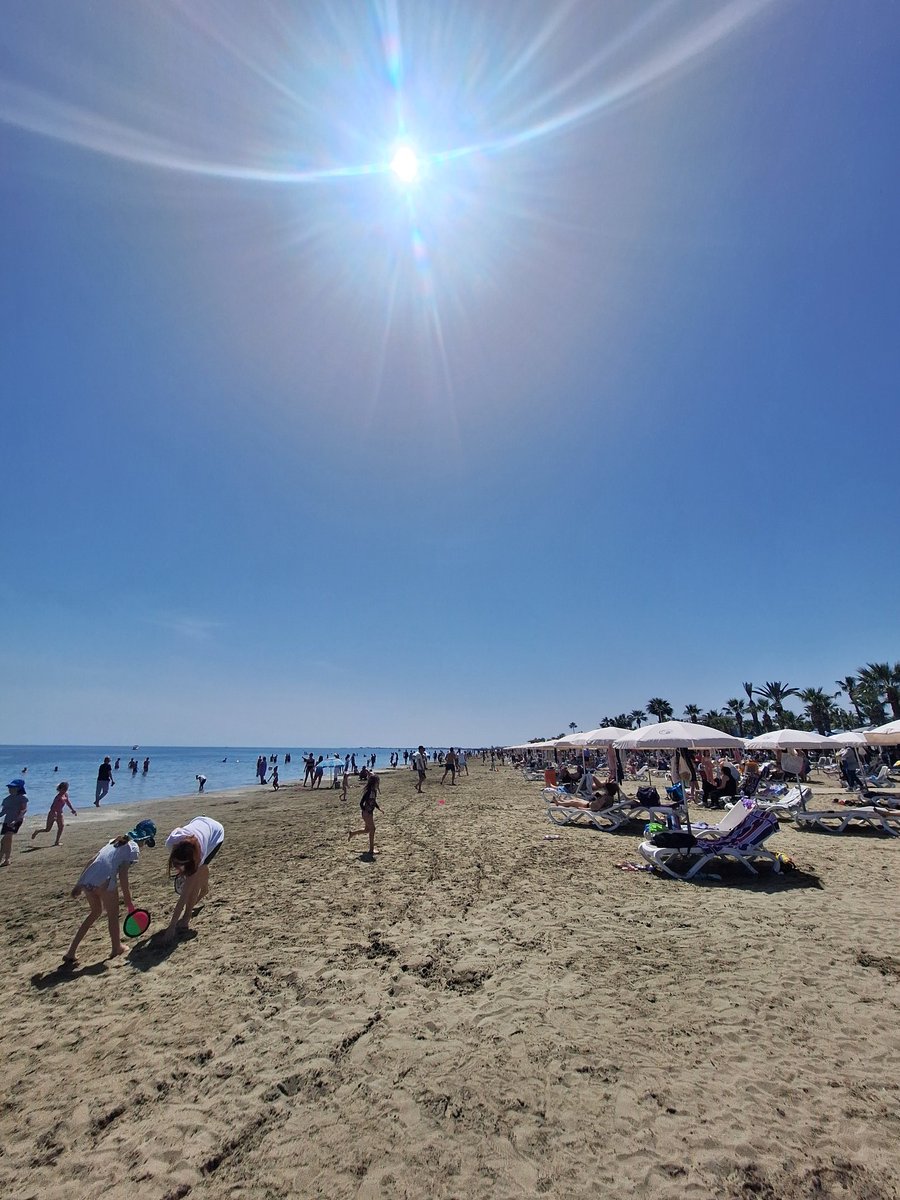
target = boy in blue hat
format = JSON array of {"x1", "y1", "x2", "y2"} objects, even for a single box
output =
[{"x1": 0, "y1": 779, "x2": 28, "y2": 866}]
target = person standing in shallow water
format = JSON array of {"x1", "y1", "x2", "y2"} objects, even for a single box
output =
[{"x1": 95, "y1": 757, "x2": 115, "y2": 807}]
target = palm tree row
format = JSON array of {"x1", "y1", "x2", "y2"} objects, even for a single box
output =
[{"x1": 591, "y1": 660, "x2": 900, "y2": 738}]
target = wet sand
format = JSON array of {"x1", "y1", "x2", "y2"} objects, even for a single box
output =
[{"x1": 1, "y1": 763, "x2": 898, "y2": 1200}]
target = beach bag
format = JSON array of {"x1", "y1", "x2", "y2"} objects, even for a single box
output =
[
  {"x1": 636, "y1": 785, "x2": 660, "y2": 805},
  {"x1": 650, "y1": 829, "x2": 697, "y2": 849}
]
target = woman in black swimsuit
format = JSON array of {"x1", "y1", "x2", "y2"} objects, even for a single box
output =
[{"x1": 348, "y1": 773, "x2": 381, "y2": 858}]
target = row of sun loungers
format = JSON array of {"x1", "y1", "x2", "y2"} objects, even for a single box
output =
[{"x1": 540, "y1": 780, "x2": 899, "y2": 882}]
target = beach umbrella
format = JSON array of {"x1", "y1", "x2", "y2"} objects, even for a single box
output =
[
  {"x1": 555, "y1": 727, "x2": 632, "y2": 786},
  {"x1": 556, "y1": 726, "x2": 631, "y2": 748},
  {"x1": 744, "y1": 729, "x2": 834, "y2": 750},
  {"x1": 613, "y1": 721, "x2": 743, "y2": 836},
  {"x1": 864, "y1": 719, "x2": 900, "y2": 745},
  {"x1": 505, "y1": 740, "x2": 561, "y2": 750},
  {"x1": 614, "y1": 720, "x2": 744, "y2": 751},
  {"x1": 826, "y1": 729, "x2": 870, "y2": 747}
]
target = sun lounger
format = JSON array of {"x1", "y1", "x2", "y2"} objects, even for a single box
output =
[
  {"x1": 638, "y1": 808, "x2": 781, "y2": 880},
  {"x1": 794, "y1": 805, "x2": 900, "y2": 836},
  {"x1": 542, "y1": 788, "x2": 684, "y2": 832},
  {"x1": 868, "y1": 766, "x2": 896, "y2": 788},
  {"x1": 756, "y1": 785, "x2": 811, "y2": 819},
  {"x1": 691, "y1": 798, "x2": 755, "y2": 838}
]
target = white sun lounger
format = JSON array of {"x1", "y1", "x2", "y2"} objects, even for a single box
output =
[
  {"x1": 542, "y1": 788, "x2": 684, "y2": 833},
  {"x1": 691, "y1": 798, "x2": 755, "y2": 838},
  {"x1": 639, "y1": 809, "x2": 781, "y2": 880},
  {"x1": 756, "y1": 786, "x2": 811, "y2": 819},
  {"x1": 794, "y1": 806, "x2": 900, "y2": 836}
]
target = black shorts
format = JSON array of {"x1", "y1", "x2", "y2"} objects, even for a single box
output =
[
  {"x1": 1, "y1": 820, "x2": 22, "y2": 836},
  {"x1": 417, "y1": 770, "x2": 426, "y2": 781},
  {"x1": 203, "y1": 843, "x2": 222, "y2": 868}
]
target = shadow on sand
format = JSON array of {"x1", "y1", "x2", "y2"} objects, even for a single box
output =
[
  {"x1": 127, "y1": 929, "x2": 198, "y2": 972},
  {"x1": 31, "y1": 960, "x2": 110, "y2": 989}
]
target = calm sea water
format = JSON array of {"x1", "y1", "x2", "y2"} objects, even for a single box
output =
[{"x1": 0, "y1": 745, "x2": 419, "y2": 815}]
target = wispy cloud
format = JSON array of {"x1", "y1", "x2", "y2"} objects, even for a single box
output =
[{"x1": 149, "y1": 614, "x2": 224, "y2": 641}]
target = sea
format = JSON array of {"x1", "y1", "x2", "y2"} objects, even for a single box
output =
[{"x1": 1, "y1": 745, "x2": 421, "y2": 816}]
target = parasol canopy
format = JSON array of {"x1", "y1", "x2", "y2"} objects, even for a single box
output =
[
  {"x1": 864, "y1": 719, "x2": 900, "y2": 745},
  {"x1": 744, "y1": 729, "x2": 835, "y2": 751},
  {"x1": 556, "y1": 726, "x2": 632, "y2": 749},
  {"x1": 614, "y1": 720, "x2": 743, "y2": 751}
]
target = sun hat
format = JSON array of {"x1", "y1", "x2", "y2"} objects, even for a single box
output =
[
  {"x1": 126, "y1": 819, "x2": 157, "y2": 848},
  {"x1": 7, "y1": 778, "x2": 26, "y2": 790}
]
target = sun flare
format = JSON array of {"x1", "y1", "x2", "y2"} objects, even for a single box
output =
[{"x1": 390, "y1": 144, "x2": 420, "y2": 184}]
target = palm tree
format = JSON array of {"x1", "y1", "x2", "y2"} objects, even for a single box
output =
[
  {"x1": 683, "y1": 704, "x2": 702, "y2": 723},
  {"x1": 754, "y1": 681, "x2": 800, "y2": 728},
  {"x1": 702, "y1": 709, "x2": 732, "y2": 733},
  {"x1": 835, "y1": 675, "x2": 863, "y2": 725},
  {"x1": 629, "y1": 709, "x2": 646, "y2": 728},
  {"x1": 723, "y1": 698, "x2": 747, "y2": 736},
  {"x1": 613, "y1": 713, "x2": 634, "y2": 730},
  {"x1": 755, "y1": 698, "x2": 773, "y2": 731},
  {"x1": 568, "y1": 722, "x2": 578, "y2": 734},
  {"x1": 853, "y1": 679, "x2": 887, "y2": 726},
  {"x1": 646, "y1": 698, "x2": 673, "y2": 723},
  {"x1": 858, "y1": 662, "x2": 900, "y2": 720},
  {"x1": 742, "y1": 681, "x2": 761, "y2": 735},
  {"x1": 831, "y1": 704, "x2": 854, "y2": 731},
  {"x1": 799, "y1": 687, "x2": 836, "y2": 735}
]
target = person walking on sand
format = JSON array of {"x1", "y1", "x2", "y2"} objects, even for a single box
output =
[
  {"x1": 163, "y1": 816, "x2": 225, "y2": 944},
  {"x1": 1, "y1": 779, "x2": 29, "y2": 866},
  {"x1": 441, "y1": 747, "x2": 458, "y2": 786},
  {"x1": 94, "y1": 756, "x2": 115, "y2": 807},
  {"x1": 303, "y1": 754, "x2": 316, "y2": 787},
  {"x1": 63, "y1": 820, "x2": 157, "y2": 964},
  {"x1": 312, "y1": 756, "x2": 324, "y2": 789},
  {"x1": 269, "y1": 765, "x2": 279, "y2": 790},
  {"x1": 348, "y1": 772, "x2": 380, "y2": 858},
  {"x1": 32, "y1": 781, "x2": 77, "y2": 845},
  {"x1": 413, "y1": 746, "x2": 427, "y2": 793}
]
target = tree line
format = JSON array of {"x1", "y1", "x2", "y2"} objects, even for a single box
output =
[{"x1": 538, "y1": 661, "x2": 900, "y2": 741}]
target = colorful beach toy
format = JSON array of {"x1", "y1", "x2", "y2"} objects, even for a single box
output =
[{"x1": 123, "y1": 907, "x2": 151, "y2": 938}]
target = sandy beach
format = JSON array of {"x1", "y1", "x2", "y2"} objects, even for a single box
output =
[{"x1": 1, "y1": 762, "x2": 899, "y2": 1200}]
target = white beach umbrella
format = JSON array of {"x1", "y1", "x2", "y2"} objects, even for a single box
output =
[
  {"x1": 613, "y1": 721, "x2": 742, "y2": 837},
  {"x1": 826, "y1": 729, "x2": 870, "y2": 747},
  {"x1": 614, "y1": 720, "x2": 743, "y2": 751},
  {"x1": 744, "y1": 729, "x2": 834, "y2": 750},
  {"x1": 864, "y1": 719, "x2": 900, "y2": 745},
  {"x1": 556, "y1": 726, "x2": 632, "y2": 749}
]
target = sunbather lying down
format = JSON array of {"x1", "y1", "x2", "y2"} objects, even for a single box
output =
[{"x1": 553, "y1": 779, "x2": 626, "y2": 811}]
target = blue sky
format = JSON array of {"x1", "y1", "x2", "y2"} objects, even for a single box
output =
[{"x1": 2, "y1": 0, "x2": 898, "y2": 746}]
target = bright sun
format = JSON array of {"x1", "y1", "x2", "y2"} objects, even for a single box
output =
[{"x1": 390, "y1": 144, "x2": 420, "y2": 184}]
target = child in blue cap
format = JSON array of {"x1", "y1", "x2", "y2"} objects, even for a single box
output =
[
  {"x1": 0, "y1": 779, "x2": 28, "y2": 866},
  {"x1": 63, "y1": 820, "x2": 157, "y2": 964}
]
